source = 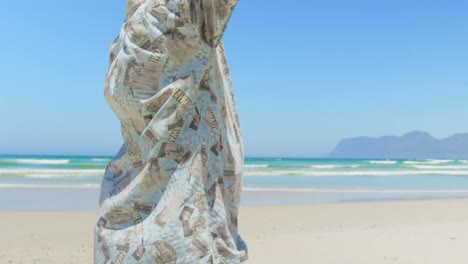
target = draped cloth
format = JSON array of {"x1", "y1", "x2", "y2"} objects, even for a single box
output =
[{"x1": 93, "y1": 0, "x2": 248, "y2": 263}]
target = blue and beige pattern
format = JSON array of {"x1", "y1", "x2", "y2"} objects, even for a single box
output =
[{"x1": 94, "y1": 0, "x2": 248, "y2": 263}]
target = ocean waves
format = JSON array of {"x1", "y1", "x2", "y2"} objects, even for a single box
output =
[
  {"x1": 403, "y1": 159, "x2": 454, "y2": 165},
  {"x1": 242, "y1": 158, "x2": 468, "y2": 177},
  {"x1": 7, "y1": 167, "x2": 468, "y2": 179},
  {"x1": 0, "y1": 184, "x2": 466, "y2": 195},
  {"x1": 243, "y1": 187, "x2": 468, "y2": 193},
  {"x1": 0, "y1": 183, "x2": 100, "y2": 188},
  {"x1": 0, "y1": 168, "x2": 105, "y2": 178},
  {"x1": 3, "y1": 155, "x2": 468, "y2": 205},
  {"x1": 244, "y1": 164, "x2": 269, "y2": 168},
  {"x1": 244, "y1": 169, "x2": 468, "y2": 176},
  {"x1": 3, "y1": 156, "x2": 468, "y2": 182},
  {"x1": 309, "y1": 164, "x2": 361, "y2": 169},
  {"x1": 15, "y1": 159, "x2": 70, "y2": 164},
  {"x1": 0, "y1": 155, "x2": 111, "y2": 179},
  {"x1": 367, "y1": 160, "x2": 398, "y2": 164},
  {"x1": 410, "y1": 165, "x2": 468, "y2": 170}
]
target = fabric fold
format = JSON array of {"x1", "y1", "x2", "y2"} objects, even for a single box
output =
[{"x1": 94, "y1": 0, "x2": 247, "y2": 263}]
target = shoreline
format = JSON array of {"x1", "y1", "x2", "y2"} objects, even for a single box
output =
[
  {"x1": 4, "y1": 183, "x2": 468, "y2": 193},
  {"x1": 2, "y1": 199, "x2": 468, "y2": 263},
  {"x1": 2, "y1": 186, "x2": 468, "y2": 210}
]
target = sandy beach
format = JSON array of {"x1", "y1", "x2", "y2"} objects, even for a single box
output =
[{"x1": 1, "y1": 199, "x2": 468, "y2": 264}]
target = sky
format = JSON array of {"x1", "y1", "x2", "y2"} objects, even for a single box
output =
[{"x1": 1, "y1": 0, "x2": 468, "y2": 157}]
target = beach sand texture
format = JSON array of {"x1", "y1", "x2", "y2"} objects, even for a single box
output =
[{"x1": 1, "y1": 199, "x2": 468, "y2": 263}]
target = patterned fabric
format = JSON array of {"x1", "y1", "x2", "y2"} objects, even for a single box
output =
[{"x1": 93, "y1": 0, "x2": 248, "y2": 263}]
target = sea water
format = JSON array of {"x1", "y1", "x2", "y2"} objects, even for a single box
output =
[{"x1": 2, "y1": 155, "x2": 468, "y2": 210}]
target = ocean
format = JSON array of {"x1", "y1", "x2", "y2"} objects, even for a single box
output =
[{"x1": 2, "y1": 155, "x2": 468, "y2": 210}]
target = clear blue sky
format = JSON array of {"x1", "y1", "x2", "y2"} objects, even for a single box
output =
[{"x1": 1, "y1": 1, "x2": 468, "y2": 157}]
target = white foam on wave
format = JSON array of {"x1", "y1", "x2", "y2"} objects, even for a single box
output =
[
  {"x1": 91, "y1": 158, "x2": 110, "y2": 162},
  {"x1": 404, "y1": 161, "x2": 427, "y2": 165},
  {"x1": 367, "y1": 160, "x2": 397, "y2": 164},
  {"x1": 0, "y1": 183, "x2": 100, "y2": 189},
  {"x1": 0, "y1": 168, "x2": 104, "y2": 178},
  {"x1": 1, "y1": 184, "x2": 467, "y2": 194},
  {"x1": 243, "y1": 169, "x2": 468, "y2": 176},
  {"x1": 404, "y1": 159, "x2": 454, "y2": 165},
  {"x1": 244, "y1": 164, "x2": 269, "y2": 168},
  {"x1": 310, "y1": 165, "x2": 341, "y2": 169},
  {"x1": 411, "y1": 165, "x2": 468, "y2": 170},
  {"x1": 243, "y1": 187, "x2": 468, "y2": 193},
  {"x1": 426, "y1": 159, "x2": 454, "y2": 164},
  {"x1": 310, "y1": 165, "x2": 361, "y2": 169},
  {"x1": 15, "y1": 159, "x2": 70, "y2": 165}
]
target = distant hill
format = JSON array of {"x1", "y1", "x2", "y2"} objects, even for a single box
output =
[{"x1": 329, "y1": 131, "x2": 468, "y2": 159}]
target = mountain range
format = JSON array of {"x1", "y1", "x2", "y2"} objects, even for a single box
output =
[{"x1": 329, "y1": 131, "x2": 468, "y2": 159}]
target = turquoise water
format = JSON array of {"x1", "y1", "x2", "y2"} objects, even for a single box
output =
[
  {"x1": 3, "y1": 155, "x2": 468, "y2": 190},
  {"x1": 2, "y1": 155, "x2": 468, "y2": 209}
]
